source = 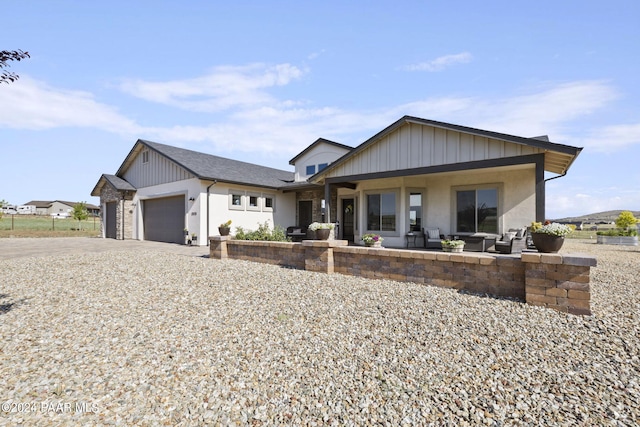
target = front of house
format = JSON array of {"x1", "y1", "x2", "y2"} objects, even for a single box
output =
[{"x1": 91, "y1": 116, "x2": 582, "y2": 246}]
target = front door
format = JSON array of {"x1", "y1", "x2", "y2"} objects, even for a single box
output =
[
  {"x1": 342, "y1": 198, "x2": 355, "y2": 242},
  {"x1": 298, "y1": 200, "x2": 313, "y2": 229}
]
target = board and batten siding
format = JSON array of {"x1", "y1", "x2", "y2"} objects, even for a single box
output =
[
  {"x1": 123, "y1": 148, "x2": 195, "y2": 188},
  {"x1": 325, "y1": 123, "x2": 543, "y2": 178}
]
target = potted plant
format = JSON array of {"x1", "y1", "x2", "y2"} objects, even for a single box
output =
[
  {"x1": 531, "y1": 221, "x2": 572, "y2": 253},
  {"x1": 308, "y1": 222, "x2": 335, "y2": 240},
  {"x1": 219, "y1": 220, "x2": 232, "y2": 236},
  {"x1": 441, "y1": 239, "x2": 465, "y2": 253},
  {"x1": 190, "y1": 233, "x2": 198, "y2": 245},
  {"x1": 183, "y1": 228, "x2": 189, "y2": 236},
  {"x1": 362, "y1": 233, "x2": 384, "y2": 247}
]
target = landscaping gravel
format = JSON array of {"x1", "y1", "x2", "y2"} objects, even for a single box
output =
[{"x1": 0, "y1": 239, "x2": 638, "y2": 426}]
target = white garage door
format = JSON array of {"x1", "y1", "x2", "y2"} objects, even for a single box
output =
[{"x1": 143, "y1": 196, "x2": 185, "y2": 244}]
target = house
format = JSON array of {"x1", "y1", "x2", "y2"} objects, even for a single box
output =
[
  {"x1": 91, "y1": 115, "x2": 582, "y2": 247},
  {"x1": 23, "y1": 200, "x2": 101, "y2": 217}
]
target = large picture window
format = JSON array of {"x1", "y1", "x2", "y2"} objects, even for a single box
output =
[
  {"x1": 367, "y1": 192, "x2": 396, "y2": 231},
  {"x1": 456, "y1": 188, "x2": 498, "y2": 233}
]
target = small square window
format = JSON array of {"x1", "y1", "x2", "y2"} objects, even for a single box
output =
[
  {"x1": 229, "y1": 192, "x2": 244, "y2": 210},
  {"x1": 306, "y1": 165, "x2": 316, "y2": 175},
  {"x1": 263, "y1": 195, "x2": 275, "y2": 212},
  {"x1": 318, "y1": 163, "x2": 328, "y2": 171},
  {"x1": 249, "y1": 196, "x2": 258, "y2": 207}
]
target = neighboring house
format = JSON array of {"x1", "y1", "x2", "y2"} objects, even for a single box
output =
[
  {"x1": 91, "y1": 115, "x2": 582, "y2": 247},
  {"x1": 23, "y1": 200, "x2": 53, "y2": 216},
  {"x1": 22, "y1": 200, "x2": 101, "y2": 217}
]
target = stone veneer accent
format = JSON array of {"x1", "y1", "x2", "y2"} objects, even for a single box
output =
[
  {"x1": 98, "y1": 184, "x2": 134, "y2": 240},
  {"x1": 210, "y1": 237, "x2": 597, "y2": 316}
]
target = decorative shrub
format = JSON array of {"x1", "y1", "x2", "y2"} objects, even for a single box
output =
[
  {"x1": 234, "y1": 221, "x2": 290, "y2": 241},
  {"x1": 531, "y1": 222, "x2": 572, "y2": 237}
]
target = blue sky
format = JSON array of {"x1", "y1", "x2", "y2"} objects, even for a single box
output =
[{"x1": 1, "y1": 1, "x2": 639, "y2": 218}]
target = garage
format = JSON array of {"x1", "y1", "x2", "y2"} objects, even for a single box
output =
[{"x1": 143, "y1": 196, "x2": 185, "y2": 244}]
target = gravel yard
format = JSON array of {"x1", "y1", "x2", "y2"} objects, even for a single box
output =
[{"x1": 0, "y1": 239, "x2": 638, "y2": 426}]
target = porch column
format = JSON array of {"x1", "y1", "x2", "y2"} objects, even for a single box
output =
[
  {"x1": 324, "y1": 181, "x2": 331, "y2": 223},
  {"x1": 536, "y1": 156, "x2": 545, "y2": 222}
]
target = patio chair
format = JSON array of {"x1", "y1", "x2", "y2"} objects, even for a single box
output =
[
  {"x1": 424, "y1": 227, "x2": 444, "y2": 249},
  {"x1": 494, "y1": 227, "x2": 528, "y2": 254}
]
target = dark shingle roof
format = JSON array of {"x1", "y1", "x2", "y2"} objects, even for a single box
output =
[
  {"x1": 137, "y1": 140, "x2": 294, "y2": 189},
  {"x1": 90, "y1": 174, "x2": 137, "y2": 197},
  {"x1": 104, "y1": 174, "x2": 136, "y2": 191}
]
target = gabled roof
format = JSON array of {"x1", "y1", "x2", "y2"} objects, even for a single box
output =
[
  {"x1": 288, "y1": 138, "x2": 353, "y2": 165},
  {"x1": 311, "y1": 115, "x2": 583, "y2": 181},
  {"x1": 118, "y1": 140, "x2": 294, "y2": 189},
  {"x1": 22, "y1": 200, "x2": 53, "y2": 208},
  {"x1": 90, "y1": 174, "x2": 136, "y2": 197}
]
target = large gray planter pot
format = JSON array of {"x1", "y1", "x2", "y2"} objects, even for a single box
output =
[
  {"x1": 315, "y1": 228, "x2": 330, "y2": 240},
  {"x1": 596, "y1": 235, "x2": 638, "y2": 246},
  {"x1": 532, "y1": 233, "x2": 565, "y2": 253}
]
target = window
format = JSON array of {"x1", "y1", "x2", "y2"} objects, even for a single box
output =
[
  {"x1": 456, "y1": 188, "x2": 498, "y2": 233},
  {"x1": 229, "y1": 192, "x2": 244, "y2": 210},
  {"x1": 409, "y1": 192, "x2": 422, "y2": 232},
  {"x1": 367, "y1": 192, "x2": 396, "y2": 231},
  {"x1": 318, "y1": 163, "x2": 328, "y2": 171},
  {"x1": 247, "y1": 193, "x2": 261, "y2": 211},
  {"x1": 263, "y1": 194, "x2": 275, "y2": 212},
  {"x1": 306, "y1": 165, "x2": 316, "y2": 175},
  {"x1": 142, "y1": 150, "x2": 149, "y2": 164}
]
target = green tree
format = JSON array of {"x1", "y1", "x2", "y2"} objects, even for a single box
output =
[
  {"x1": 1, "y1": 50, "x2": 30, "y2": 84},
  {"x1": 615, "y1": 210, "x2": 639, "y2": 230},
  {"x1": 72, "y1": 202, "x2": 89, "y2": 231}
]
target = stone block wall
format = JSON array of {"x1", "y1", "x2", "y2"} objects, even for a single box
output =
[
  {"x1": 333, "y1": 248, "x2": 526, "y2": 299},
  {"x1": 209, "y1": 237, "x2": 597, "y2": 316},
  {"x1": 212, "y1": 238, "x2": 306, "y2": 270},
  {"x1": 521, "y1": 253, "x2": 597, "y2": 315}
]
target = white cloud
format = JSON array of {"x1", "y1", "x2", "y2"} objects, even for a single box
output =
[
  {"x1": 581, "y1": 123, "x2": 640, "y2": 152},
  {"x1": 404, "y1": 52, "x2": 473, "y2": 72},
  {"x1": 397, "y1": 81, "x2": 618, "y2": 143},
  {"x1": 0, "y1": 76, "x2": 140, "y2": 135},
  {"x1": 119, "y1": 63, "x2": 307, "y2": 113}
]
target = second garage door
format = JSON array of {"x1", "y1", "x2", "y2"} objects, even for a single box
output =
[{"x1": 143, "y1": 196, "x2": 185, "y2": 244}]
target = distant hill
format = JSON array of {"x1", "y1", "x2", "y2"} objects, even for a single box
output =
[{"x1": 553, "y1": 210, "x2": 640, "y2": 223}]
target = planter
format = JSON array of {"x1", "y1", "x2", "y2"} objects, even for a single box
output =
[
  {"x1": 596, "y1": 235, "x2": 638, "y2": 246},
  {"x1": 365, "y1": 241, "x2": 382, "y2": 248},
  {"x1": 532, "y1": 233, "x2": 565, "y2": 253},
  {"x1": 442, "y1": 246, "x2": 464, "y2": 253},
  {"x1": 315, "y1": 228, "x2": 331, "y2": 240},
  {"x1": 218, "y1": 227, "x2": 230, "y2": 236}
]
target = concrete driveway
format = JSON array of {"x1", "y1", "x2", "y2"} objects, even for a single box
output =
[{"x1": 0, "y1": 237, "x2": 209, "y2": 260}]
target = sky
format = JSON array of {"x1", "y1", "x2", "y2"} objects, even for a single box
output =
[{"x1": 1, "y1": 0, "x2": 639, "y2": 219}]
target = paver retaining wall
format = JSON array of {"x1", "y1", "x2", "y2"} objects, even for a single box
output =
[{"x1": 210, "y1": 237, "x2": 596, "y2": 316}]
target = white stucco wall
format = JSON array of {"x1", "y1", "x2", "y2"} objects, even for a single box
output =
[{"x1": 205, "y1": 183, "x2": 296, "y2": 240}]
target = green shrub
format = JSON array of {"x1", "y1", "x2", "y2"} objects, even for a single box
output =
[
  {"x1": 596, "y1": 229, "x2": 638, "y2": 237},
  {"x1": 233, "y1": 221, "x2": 290, "y2": 242}
]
